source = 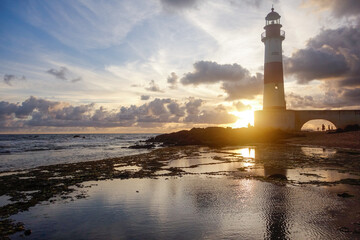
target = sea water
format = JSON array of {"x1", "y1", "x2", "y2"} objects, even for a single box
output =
[
  {"x1": 0, "y1": 134, "x2": 157, "y2": 172},
  {"x1": 3, "y1": 145, "x2": 360, "y2": 239}
]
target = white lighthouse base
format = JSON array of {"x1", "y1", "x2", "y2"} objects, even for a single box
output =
[{"x1": 255, "y1": 110, "x2": 295, "y2": 130}]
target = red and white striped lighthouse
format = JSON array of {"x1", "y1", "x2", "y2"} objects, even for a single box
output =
[{"x1": 261, "y1": 7, "x2": 286, "y2": 110}]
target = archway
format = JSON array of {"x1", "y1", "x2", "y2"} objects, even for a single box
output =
[{"x1": 300, "y1": 119, "x2": 336, "y2": 132}]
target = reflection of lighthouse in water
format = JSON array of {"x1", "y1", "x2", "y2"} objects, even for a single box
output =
[
  {"x1": 255, "y1": 143, "x2": 289, "y2": 239},
  {"x1": 261, "y1": 7, "x2": 286, "y2": 110}
]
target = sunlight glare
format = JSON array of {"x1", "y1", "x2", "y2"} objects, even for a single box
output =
[
  {"x1": 233, "y1": 147, "x2": 255, "y2": 159},
  {"x1": 229, "y1": 110, "x2": 254, "y2": 128}
]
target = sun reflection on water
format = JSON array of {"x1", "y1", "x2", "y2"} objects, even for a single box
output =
[{"x1": 232, "y1": 148, "x2": 255, "y2": 159}]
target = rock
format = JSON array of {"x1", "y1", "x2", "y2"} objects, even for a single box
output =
[
  {"x1": 24, "y1": 229, "x2": 32, "y2": 236},
  {"x1": 128, "y1": 144, "x2": 155, "y2": 149},
  {"x1": 267, "y1": 174, "x2": 287, "y2": 180},
  {"x1": 338, "y1": 226, "x2": 350, "y2": 232},
  {"x1": 73, "y1": 135, "x2": 81, "y2": 138},
  {"x1": 146, "y1": 127, "x2": 300, "y2": 147},
  {"x1": 337, "y1": 192, "x2": 354, "y2": 198}
]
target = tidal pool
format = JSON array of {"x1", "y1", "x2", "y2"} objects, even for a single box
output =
[
  {"x1": 10, "y1": 176, "x2": 360, "y2": 240},
  {"x1": 3, "y1": 145, "x2": 360, "y2": 239}
]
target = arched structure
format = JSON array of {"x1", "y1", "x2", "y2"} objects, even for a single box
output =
[
  {"x1": 254, "y1": 9, "x2": 360, "y2": 131},
  {"x1": 300, "y1": 119, "x2": 336, "y2": 131},
  {"x1": 255, "y1": 109, "x2": 360, "y2": 131},
  {"x1": 294, "y1": 110, "x2": 360, "y2": 131}
]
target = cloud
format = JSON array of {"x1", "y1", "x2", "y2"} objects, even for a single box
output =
[
  {"x1": 181, "y1": 61, "x2": 263, "y2": 100},
  {"x1": 285, "y1": 21, "x2": 360, "y2": 109},
  {"x1": 167, "y1": 72, "x2": 178, "y2": 89},
  {"x1": 71, "y1": 77, "x2": 82, "y2": 83},
  {"x1": 221, "y1": 73, "x2": 263, "y2": 100},
  {"x1": 304, "y1": 0, "x2": 360, "y2": 18},
  {"x1": 233, "y1": 101, "x2": 251, "y2": 111},
  {"x1": 3, "y1": 74, "x2": 26, "y2": 86},
  {"x1": 0, "y1": 96, "x2": 237, "y2": 130},
  {"x1": 287, "y1": 89, "x2": 360, "y2": 109},
  {"x1": 141, "y1": 95, "x2": 150, "y2": 100},
  {"x1": 46, "y1": 67, "x2": 69, "y2": 80},
  {"x1": 285, "y1": 48, "x2": 349, "y2": 83},
  {"x1": 23, "y1": 1, "x2": 159, "y2": 49},
  {"x1": 160, "y1": 0, "x2": 200, "y2": 11},
  {"x1": 145, "y1": 80, "x2": 163, "y2": 92},
  {"x1": 285, "y1": 23, "x2": 360, "y2": 84},
  {"x1": 181, "y1": 61, "x2": 249, "y2": 85},
  {"x1": 46, "y1": 66, "x2": 82, "y2": 83},
  {"x1": 228, "y1": 0, "x2": 279, "y2": 9}
]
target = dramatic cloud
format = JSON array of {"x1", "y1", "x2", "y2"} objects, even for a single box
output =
[
  {"x1": 285, "y1": 24, "x2": 360, "y2": 84},
  {"x1": 287, "y1": 89, "x2": 360, "y2": 109},
  {"x1": 167, "y1": 72, "x2": 178, "y2": 89},
  {"x1": 305, "y1": 0, "x2": 360, "y2": 18},
  {"x1": 221, "y1": 73, "x2": 263, "y2": 101},
  {"x1": 0, "y1": 96, "x2": 236, "y2": 130},
  {"x1": 46, "y1": 66, "x2": 82, "y2": 83},
  {"x1": 3, "y1": 75, "x2": 26, "y2": 86},
  {"x1": 145, "y1": 80, "x2": 163, "y2": 92},
  {"x1": 181, "y1": 61, "x2": 263, "y2": 100},
  {"x1": 285, "y1": 48, "x2": 349, "y2": 83},
  {"x1": 141, "y1": 95, "x2": 150, "y2": 100},
  {"x1": 285, "y1": 20, "x2": 360, "y2": 109},
  {"x1": 181, "y1": 61, "x2": 249, "y2": 85},
  {"x1": 184, "y1": 98, "x2": 236, "y2": 124}
]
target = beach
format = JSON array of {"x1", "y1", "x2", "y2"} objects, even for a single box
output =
[
  {"x1": 1, "y1": 132, "x2": 360, "y2": 239},
  {"x1": 285, "y1": 131, "x2": 360, "y2": 150}
]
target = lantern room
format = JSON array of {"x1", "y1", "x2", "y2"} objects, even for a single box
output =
[{"x1": 265, "y1": 7, "x2": 281, "y2": 25}]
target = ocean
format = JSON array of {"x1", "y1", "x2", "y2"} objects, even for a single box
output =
[{"x1": 0, "y1": 134, "x2": 158, "y2": 172}]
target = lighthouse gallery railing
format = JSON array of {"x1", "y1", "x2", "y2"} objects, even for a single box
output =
[{"x1": 261, "y1": 30, "x2": 285, "y2": 41}]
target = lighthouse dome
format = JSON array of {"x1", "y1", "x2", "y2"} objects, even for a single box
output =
[{"x1": 265, "y1": 8, "x2": 281, "y2": 21}]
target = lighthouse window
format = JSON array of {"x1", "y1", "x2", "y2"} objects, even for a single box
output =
[{"x1": 275, "y1": 85, "x2": 278, "y2": 90}]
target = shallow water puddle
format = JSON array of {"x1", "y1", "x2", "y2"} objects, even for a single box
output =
[
  {"x1": 0, "y1": 195, "x2": 12, "y2": 207},
  {"x1": 10, "y1": 176, "x2": 359, "y2": 239},
  {"x1": 168, "y1": 156, "x2": 221, "y2": 168},
  {"x1": 287, "y1": 168, "x2": 360, "y2": 183},
  {"x1": 301, "y1": 146, "x2": 337, "y2": 158},
  {"x1": 3, "y1": 144, "x2": 360, "y2": 239},
  {"x1": 114, "y1": 165, "x2": 142, "y2": 172}
]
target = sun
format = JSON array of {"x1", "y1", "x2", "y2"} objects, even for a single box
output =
[{"x1": 229, "y1": 110, "x2": 255, "y2": 128}]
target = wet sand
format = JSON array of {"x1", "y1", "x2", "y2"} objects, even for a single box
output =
[
  {"x1": 285, "y1": 131, "x2": 360, "y2": 150},
  {"x1": 1, "y1": 142, "x2": 360, "y2": 238}
]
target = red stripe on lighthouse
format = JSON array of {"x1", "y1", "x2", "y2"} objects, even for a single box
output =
[{"x1": 264, "y1": 62, "x2": 284, "y2": 84}]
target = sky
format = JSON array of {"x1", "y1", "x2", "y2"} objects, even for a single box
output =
[{"x1": 0, "y1": 0, "x2": 359, "y2": 133}]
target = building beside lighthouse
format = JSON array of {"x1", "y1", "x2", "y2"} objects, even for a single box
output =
[{"x1": 254, "y1": 8, "x2": 360, "y2": 130}]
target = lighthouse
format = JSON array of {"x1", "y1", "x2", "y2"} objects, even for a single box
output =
[
  {"x1": 254, "y1": 8, "x2": 360, "y2": 131},
  {"x1": 261, "y1": 7, "x2": 286, "y2": 110},
  {"x1": 254, "y1": 7, "x2": 294, "y2": 130}
]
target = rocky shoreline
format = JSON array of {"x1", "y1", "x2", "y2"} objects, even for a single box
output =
[
  {"x1": 1, "y1": 129, "x2": 360, "y2": 238},
  {"x1": 285, "y1": 130, "x2": 360, "y2": 150}
]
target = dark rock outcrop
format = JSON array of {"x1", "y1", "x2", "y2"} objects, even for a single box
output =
[{"x1": 147, "y1": 127, "x2": 299, "y2": 147}]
